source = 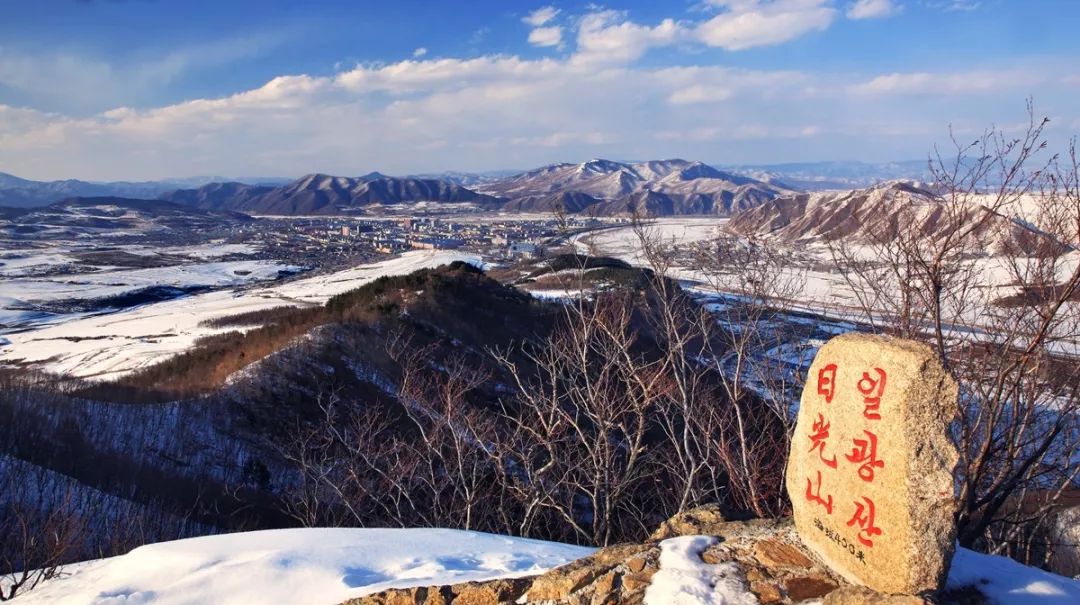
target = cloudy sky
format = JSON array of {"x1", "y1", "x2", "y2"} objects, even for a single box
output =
[{"x1": 1, "y1": 0, "x2": 1078, "y2": 180}]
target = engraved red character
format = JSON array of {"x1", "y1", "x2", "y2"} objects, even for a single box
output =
[
  {"x1": 846, "y1": 496, "x2": 883, "y2": 547},
  {"x1": 817, "y1": 363, "x2": 838, "y2": 403},
  {"x1": 845, "y1": 430, "x2": 885, "y2": 482},
  {"x1": 808, "y1": 413, "x2": 838, "y2": 468},
  {"x1": 857, "y1": 368, "x2": 887, "y2": 420},
  {"x1": 805, "y1": 470, "x2": 834, "y2": 514}
]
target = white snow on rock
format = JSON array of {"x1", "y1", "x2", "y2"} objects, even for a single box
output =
[
  {"x1": 643, "y1": 535, "x2": 757, "y2": 605},
  {"x1": 8, "y1": 527, "x2": 1080, "y2": 604},
  {"x1": 947, "y1": 546, "x2": 1080, "y2": 604},
  {"x1": 10, "y1": 528, "x2": 593, "y2": 605}
]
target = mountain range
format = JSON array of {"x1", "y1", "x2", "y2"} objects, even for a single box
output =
[
  {"x1": 0, "y1": 172, "x2": 291, "y2": 208},
  {"x1": 0, "y1": 159, "x2": 940, "y2": 217},
  {"x1": 161, "y1": 173, "x2": 500, "y2": 215},
  {"x1": 720, "y1": 160, "x2": 932, "y2": 191},
  {"x1": 150, "y1": 159, "x2": 792, "y2": 217}
]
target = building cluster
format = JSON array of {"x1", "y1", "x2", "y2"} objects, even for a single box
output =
[
  {"x1": 286, "y1": 216, "x2": 608, "y2": 259},
  {"x1": 220, "y1": 214, "x2": 620, "y2": 273}
]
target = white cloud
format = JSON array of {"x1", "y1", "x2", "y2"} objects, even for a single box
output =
[
  {"x1": 849, "y1": 70, "x2": 1044, "y2": 95},
  {"x1": 523, "y1": 6, "x2": 560, "y2": 27},
  {"x1": 0, "y1": 44, "x2": 1072, "y2": 180},
  {"x1": 572, "y1": 10, "x2": 684, "y2": 65},
  {"x1": 694, "y1": 0, "x2": 836, "y2": 51},
  {"x1": 413, "y1": 47, "x2": 428, "y2": 58},
  {"x1": 0, "y1": 31, "x2": 292, "y2": 114},
  {"x1": 927, "y1": 0, "x2": 980, "y2": 11},
  {"x1": 528, "y1": 26, "x2": 563, "y2": 48},
  {"x1": 847, "y1": 0, "x2": 901, "y2": 19},
  {"x1": 668, "y1": 85, "x2": 735, "y2": 104}
]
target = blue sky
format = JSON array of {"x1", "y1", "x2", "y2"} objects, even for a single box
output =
[{"x1": 1, "y1": 0, "x2": 1078, "y2": 180}]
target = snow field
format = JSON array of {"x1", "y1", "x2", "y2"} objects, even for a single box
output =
[
  {"x1": 9, "y1": 528, "x2": 594, "y2": 605},
  {"x1": 0, "y1": 250, "x2": 482, "y2": 379},
  {"x1": 0, "y1": 260, "x2": 297, "y2": 308}
]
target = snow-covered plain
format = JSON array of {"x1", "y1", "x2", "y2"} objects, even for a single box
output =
[
  {"x1": 0, "y1": 260, "x2": 297, "y2": 310},
  {"x1": 575, "y1": 219, "x2": 1080, "y2": 353},
  {"x1": 0, "y1": 250, "x2": 481, "y2": 379},
  {"x1": 10, "y1": 528, "x2": 594, "y2": 605},
  {"x1": 0, "y1": 250, "x2": 79, "y2": 277}
]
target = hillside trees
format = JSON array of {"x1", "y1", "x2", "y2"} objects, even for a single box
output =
[{"x1": 275, "y1": 253, "x2": 792, "y2": 546}]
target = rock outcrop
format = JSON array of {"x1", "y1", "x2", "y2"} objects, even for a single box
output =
[{"x1": 342, "y1": 508, "x2": 946, "y2": 605}]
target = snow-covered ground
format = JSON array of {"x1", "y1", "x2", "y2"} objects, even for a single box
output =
[
  {"x1": 0, "y1": 260, "x2": 297, "y2": 311},
  {"x1": 9, "y1": 528, "x2": 593, "y2": 605},
  {"x1": 0, "y1": 242, "x2": 260, "y2": 281},
  {"x1": 0, "y1": 250, "x2": 79, "y2": 277},
  {"x1": 163, "y1": 243, "x2": 259, "y2": 259},
  {"x1": 0, "y1": 250, "x2": 482, "y2": 379},
  {"x1": 575, "y1": 219, "x2": 1080, "y2": 354},
  {"x1": 9, "y1": 529, "x2": 1078, "y2": 605},
  {"x1": 948, "y1": 547, "x2": 1080, "y2": 604}
]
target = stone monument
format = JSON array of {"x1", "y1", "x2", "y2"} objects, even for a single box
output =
[{"x1": 785, "y1": 332, "x2": 959, "y2": 595}]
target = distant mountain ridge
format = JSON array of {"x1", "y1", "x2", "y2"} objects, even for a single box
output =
[
  {"x1": 722, "y1": 160, "x2": 931, "y2": 191},
  {"x1": 0, "y1": 196, "x2": 253, "y2": 237},
  {"x1": 4, "y1": 159, "x2": 794, "y2": 216},
  {"x1": 161, "y1": 173, "x2": 501, "y2": 215},
  {"x1": 481, "y1": 158, "x2": 790, "y2": 216},
  {"x1": 0, "y1": 172, "x2": 290, "y2": 208}
]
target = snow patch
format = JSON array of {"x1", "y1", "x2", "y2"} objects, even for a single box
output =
[
  {"x1": 947, "y1": 547, "x2": 1080, "y2": 604},
  {"x1": 643, "y1": 535, "x2": 757, "y2": 605}
]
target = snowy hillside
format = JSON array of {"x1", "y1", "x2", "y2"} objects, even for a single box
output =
[
  {"x1": 727, "y1": 181, "x2": 1067, "y2": 256},
  {"x1": 479, "y1": 158, "x2": 789, "y2": 216},
  {"x1": 7, "y1": 528, "x2": 594, "y2": 605}
]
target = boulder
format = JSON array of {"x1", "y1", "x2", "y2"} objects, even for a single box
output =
[
  {"x1": 786, "y1": 333, "x2": 959, "y2": 594},
  {"x1": 648, "y1": 503, "x2": 728, "y2": 541}
]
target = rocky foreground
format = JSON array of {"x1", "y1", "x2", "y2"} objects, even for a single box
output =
[{"x1": 345, "y1": 505, "x2": 1071, "y2": 605}]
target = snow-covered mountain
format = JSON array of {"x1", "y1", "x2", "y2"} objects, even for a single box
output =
[
  {"x1": 162, "y1": 173, "x2": 501, "y2": 215},
  {"x1": 0, "y1": 173, "x2": 200, "y2": 208},
  {"x1": 728, "y1": 181, "x2": 1068, "y2": 256},
  {"x1": 153, "y1": 160, "x2": 787, "y2": 217},
  {"x1": 479, "y1": 158, "x2": 791, "y2": 216}
]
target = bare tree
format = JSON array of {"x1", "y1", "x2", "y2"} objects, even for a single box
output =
[
  {"x1": 493, "y1": 291, "x2": 664, "y2": 545},
  {"x1": 827, "y1": 103, "x2": 1080, "y2": 561},
  {"x1": 631, "y1": 219, "x2": 806, "y2": 517},
  {"x1": 0, "y1": 476, "x2": 85, "y2": 601}
]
